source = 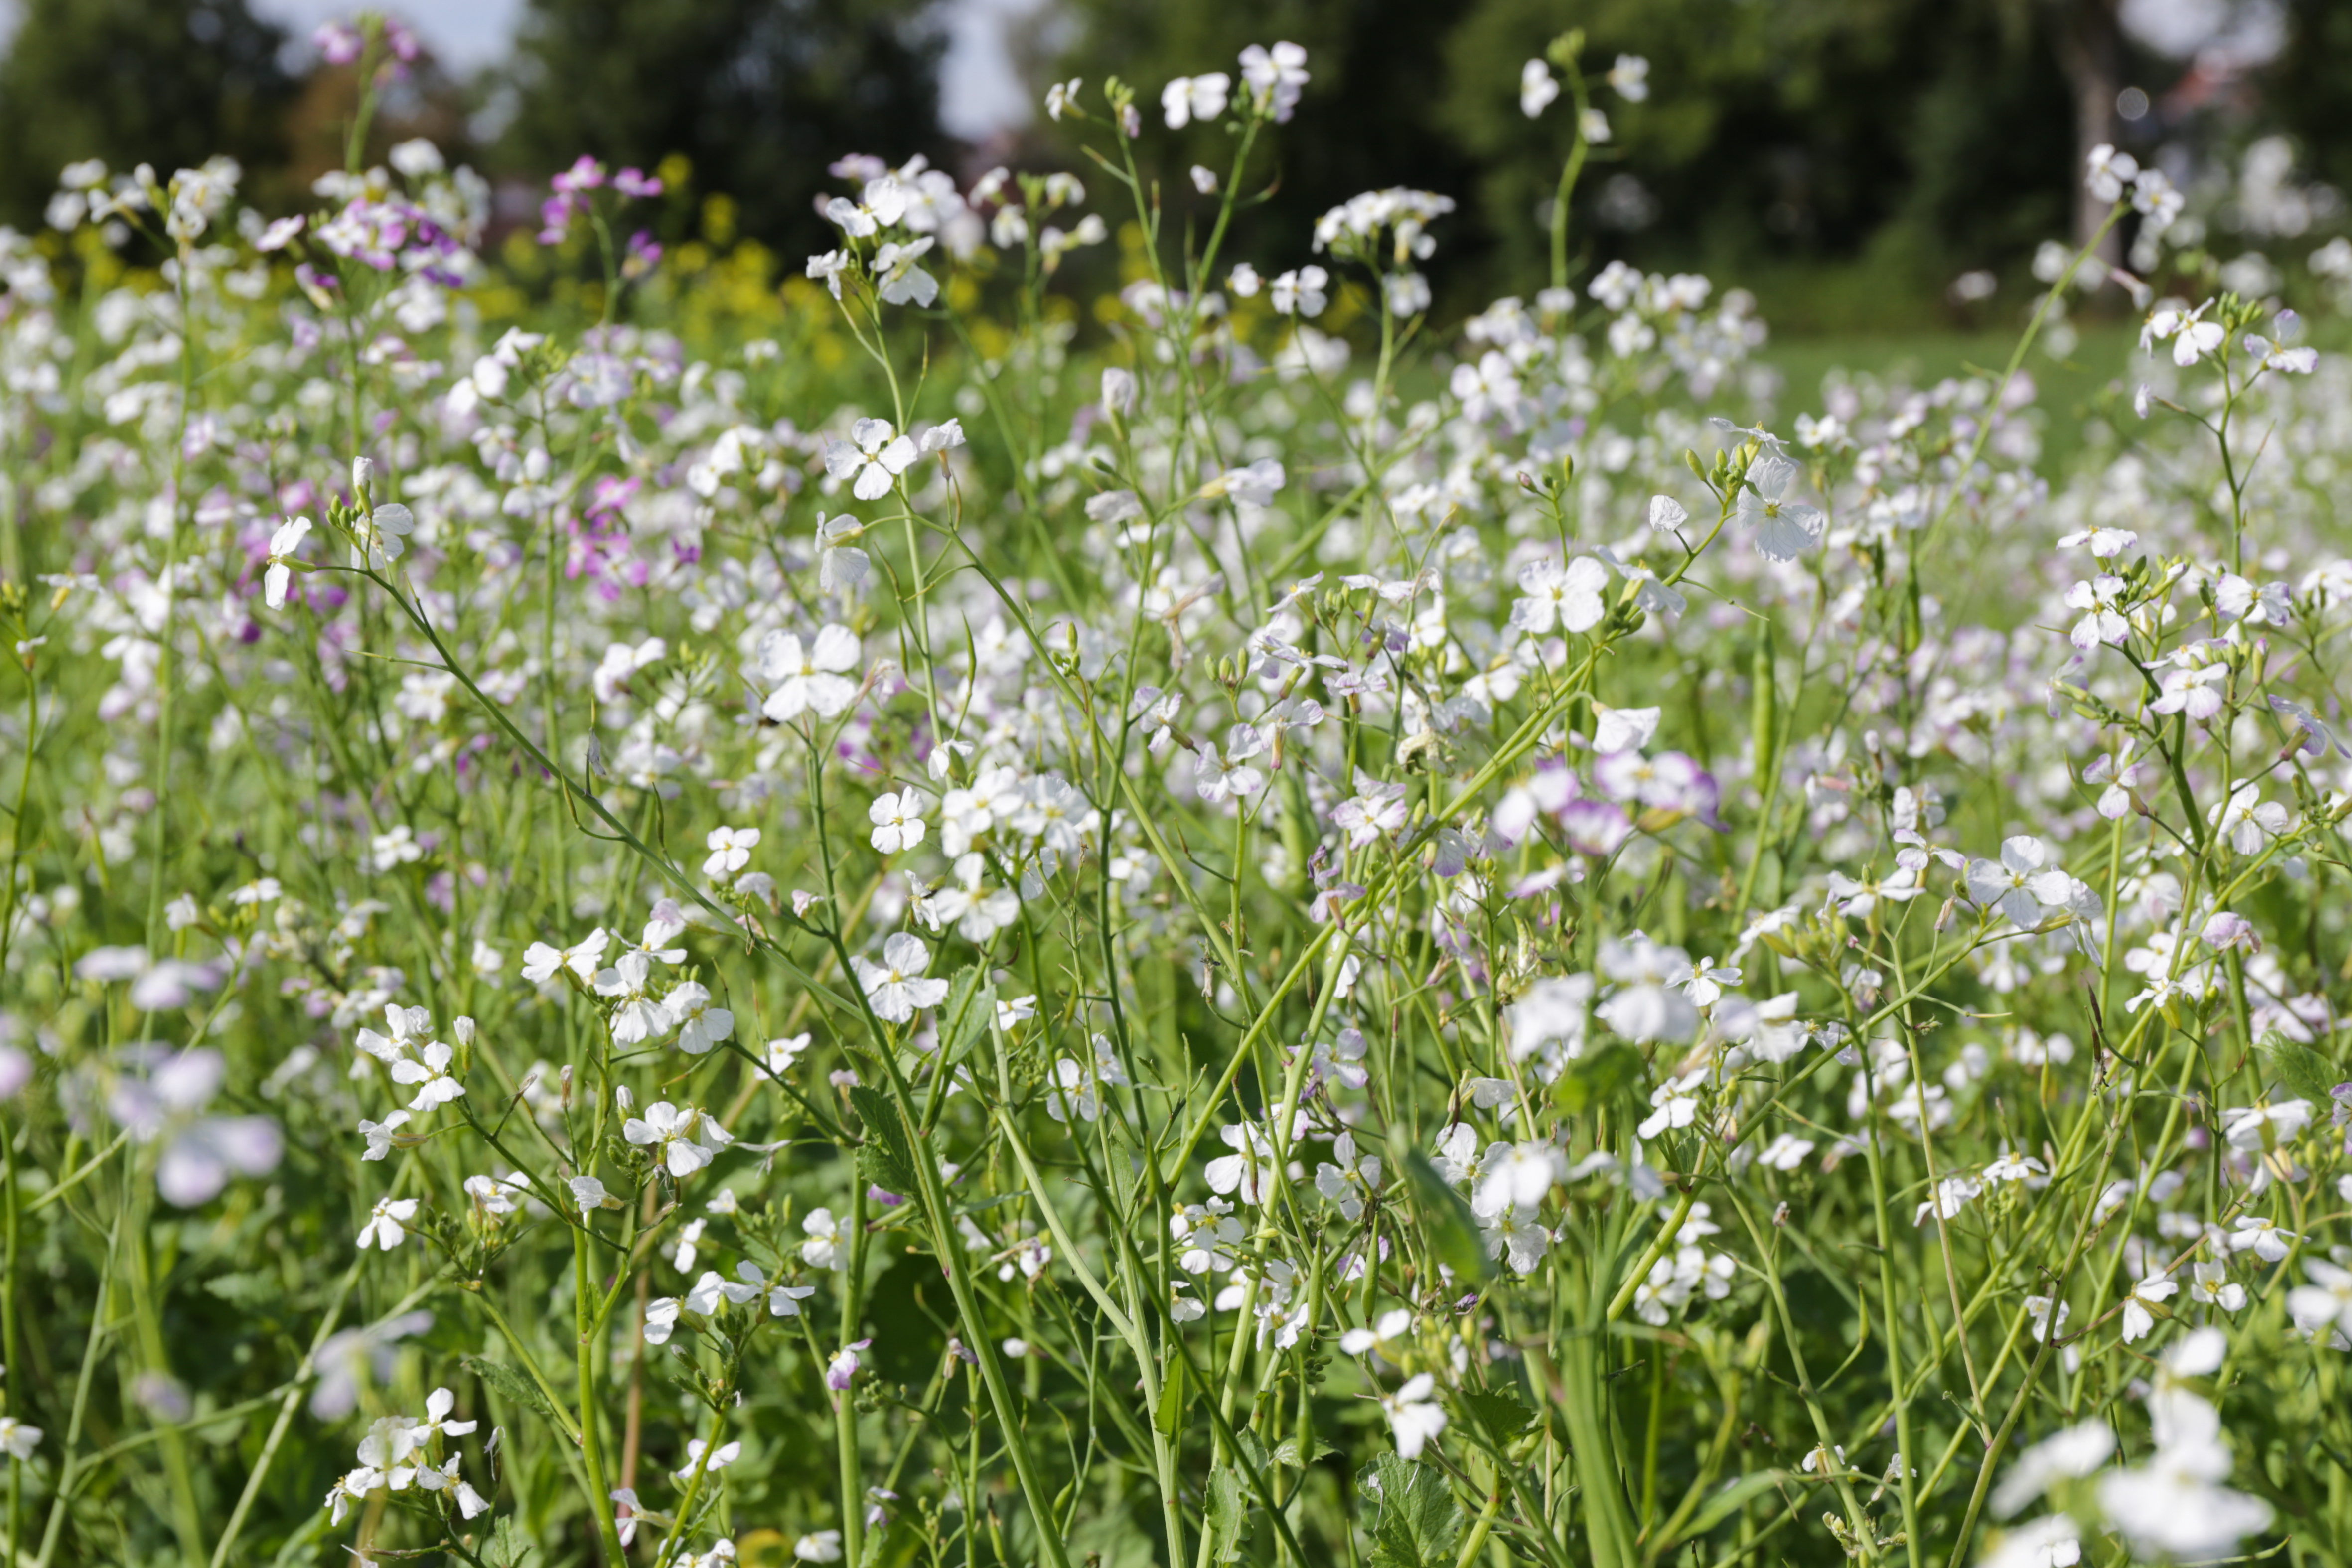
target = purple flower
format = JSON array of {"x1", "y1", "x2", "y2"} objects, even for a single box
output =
[
  {"x1": 553, "y1": 155, "x2": 608, "y2": 196},
  {"x1": 313, "y1": 21, "x2": 363, "y2": 64},
  {"x1": 1559, "y1": 799, "x2": 1633, "y2": 857},
  {"x1": 615, "y1": 167, "x2": 665, "y2": 199},
  {"x1": 826, "y1": 1339, "x2": 872, "y2": 1391}
]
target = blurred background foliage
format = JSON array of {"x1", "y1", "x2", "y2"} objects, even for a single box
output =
[{"x1": 0, "y1": 0, "x2": 2345, "y2": 333}]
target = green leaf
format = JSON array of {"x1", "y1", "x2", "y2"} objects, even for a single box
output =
[
  {"x1": 203, "y1": 1271, "x2": 281, "y2": 1306},
  {"x1": 1556, "y1": 1041, "x2": 1643, "y2": 1117},
  {"x1": 849, "y1": 1085, "x2": 921, "y2": 1202},
  {"x1": 1272, "y1": 1435, "x2": 1340, "y2": 1467},
  {"x1": 482, "y1": 1514, "x2": 534, "y2": 1568},
  {"x1": 1400, "y1": 1151, "x2": 1495, "y2": 1285},
  {"x1": 1152, "y1": 1356, "x2": 1188, "y2": 1437},
  {"x1": 1204, "y1": 1464, "x2": 1250, "y2": 1564},
  {"x1": 2258, "y1": 1031, "x2": 2340, "y2": 1107},
  {"x1": 460, "y1": 1354, "x2": 558, "y2": 1424},
  {"x1": 1669, "y1": 1469, "x2": 1789, "y2": 1545},
  {"x1": 936, "y1": 966, "x2": 997, "y2": 1068},
  {"x1": 1456, "y1": 1381, "x2": 1534, "y2": 1445},
  {"x1": 1356, "y1": 1453, "x2": 1466, "y2": 1568}
]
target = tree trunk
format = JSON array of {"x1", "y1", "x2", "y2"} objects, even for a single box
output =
[{"x1": 2053, "y1": 0, "x2": 2125, "y2": 258}]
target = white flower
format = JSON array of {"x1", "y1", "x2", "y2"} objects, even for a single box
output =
[
  {"x1": 356, "y1": 1194, "x2": 419, "y2": 1250},
  {"x1": 1228, "y1": 262, "x2": 1261, "y2": 297},
  {"x1": 2208, "y1": 783, "x2": 2288, "y2": 855},
  {"x1": 1607, "y1": 54, "x2": 1650, "y2": 101},
  {"x1": 672, "y1": 1437, "x2": 741, "y2": 1484},
  {"x1": 359, "y1": 1111, "x2": 411, "y2": 1160},
  {"x1": 796, "y1": 1531, "x2": 845, "y2": 1563},
  {"x1": 1339, "y1": 1307, "x2": 1412, "y2": 1356},
  {"x1": 668, "y1": 984, "x2": 735, "y2": 1056},
  {"x1": 388, "y1": 1039, "x2": 465, "y2": 1112},
  {"x1": 623, "y1": 1101, "x2": 721, "y2": 1179},
  {"x1": 869, "y1": 789, "x2": 927, "y2": 853},
  {"x1": 1270, "y1": 266, "x2": 1328, "y2": 318},
  {"x1": 825, "y1": 417, "x2": 918, "y2": 501},
  {"x1": 1473, "y1": 1141, "x2": 1560, "y2": 1216},
  {"x1": 703, "y1": 825, "x2": 759, "y2": 880},
  {"x1": 1636, "y1": 1072, "x2": 1705, "y2": 1141},
  {"x1": 569, "y1": 1175, "x2": 614, "y2": 1211},
  {"x1": 2229, "y1": 1214, "x2": 2295, "y2": 1262},
  {"x1": 594, "y1": 951, "x2": 671, "y2": 1046},
  {"x1": 2222, "y1": 1099, "x2": 2310, "y2": 1152},
  {"x1": 806, "y1": 249, "x2": 850, "y2": 298},
  {"x1": 1043, "y1": 1058, "x2": 1100, "y2": 1124},
  {"x1": 407, "y1": 1387, "x2": 480, "y2": 1445},
  {"x1": 1238, "y1": 41, "x2": 1309, "y2": 123},
  {"x1": 1519, "y1": 59, "x2": 1559, "y2": 119},
  {"x1": 873, "y1": 238, "x2": 938, "y2": 307},
  {"x1": 685, "y1": 1269, "x2": 761, "y2": 1316},
  {"x1": 1734, "y1": 454, "x2": 1824, "y2": 561},
  {"x1": 363, "y1": 503, "x2": 414, "y2": 569},
  {"x1": 0, "y1": 1418, "x2": 42, "y2": 1461},
  {"x1": 521, "y1": 927, "x2": 608, "y2": 986},
  {"x1": 1670, "y1": 957, "x2": 1740, "y2": 1007},
  {"x1": 802, "y1": 1206, "x2": 848, "y2": 1270},
  {"x1": 2085, "y1": 143, "x2": 2139, "y2": 201},
  {"x1": 1990, "y1": 1421, "x2": 2114, "y2": 1518},
  {"x1": 1647, "y1": 494, "x2": 1688, "y2": 532},
  {"x1": 263, "y1": 516, "x2": 310, "y2": 608},
  {"x1": 1509, "y1": 555, "x2": 1608, "y2": 635},
  {"x1": 1313, "y1": 1131, "x2": 1382, "y2": 1221},
  {"x1": 2286, "y1": 1260, "x2": 2352, "y2": 1342},
  {"x1": 1162, "y1": 73, "x2": 1230, "y2": 128},
  {"x1": 643, "y1": 1298, "x2": 682, "y2": 1345},
  {"x1": 2121, "y1": 1273, "x2": 2178, "y2": 1342},
  {"x1": 1205, "y1": 1122, "x2": 1278, "y2": 1206},
  {"x1": 1380, "y1": 1372, "x2": 1447, "y2": 1458},
  {"x1": 757, "y1": 624, "x2": 862, "y2": 723},
  {"x1": 852, "y1": 932, "x2": 951, "y2": 1023},
  {"x1": 1194, "y1": 725, "x2": 1268, "y2": 804},
  {"x1": 2191, "y1": 1260, "x2": 2246, "y2": 1312}
]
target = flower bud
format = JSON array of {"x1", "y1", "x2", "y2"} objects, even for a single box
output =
[{"x1": 350, "y1": 456, "x2": 373, "y2": 496}]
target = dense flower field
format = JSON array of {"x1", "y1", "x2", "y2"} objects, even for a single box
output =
[{"x1": 4, "y1": 17, "x2": 2352, "y2": 1568}]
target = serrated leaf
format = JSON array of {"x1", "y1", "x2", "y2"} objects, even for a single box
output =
[
  {"x1": 460, "y1": 1354, "x2": 558, "y2": 1424},
  {"x1": 1556, "y1": 1041, "x2": 1643, "y2": 1117},
  {"x1": 1271, "y1": 1435, "x2": 1339, "y2": 1466},
  {"x1": 1400, "y1": 1150, "x2": 1495, "y2": 1285},
  {"x1": 2258, "y1": 1031, "x2": 2340, "y2": 1107},
  {"x1": 482, "y1": 1514, "x2": 534, "y2": 1568},
  {"x1": 1204, "y1": 1464, "x2": 1249, "y2": 1564},
  {"x1": 1456, "y1": 1381, "x2": 1533, "y2": 1444},
  {"x1": 848, "y1": 1085, "x2": 921, "y2": 1203},
  {"x1": 1356, "y1": 1453, "x2": 1465, "y2": 1568}
]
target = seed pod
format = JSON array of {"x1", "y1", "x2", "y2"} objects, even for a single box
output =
[{"x1": 1750, "y1": 623, "x2": 1779, "y2": 781}]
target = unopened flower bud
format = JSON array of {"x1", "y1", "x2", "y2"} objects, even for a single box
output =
[{"x1": 351, "y1": 456, "x2": 373, "y2": 496}]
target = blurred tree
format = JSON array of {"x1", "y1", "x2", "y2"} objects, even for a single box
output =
[
  {"x1": 0, "y1": 0, "x2": 294, "y2": 228},
  {"x1": 1435, "y1": 0, "x2": 2074, "y2": 315},
  {"x1": 498, "y1": 0, "x2": 946, "y2": 258},
  {"x1": 2268, "y1": 0, "x2": 2352, "y2": 195},
  {"x1": 1048, "y1": 0, "x2": 1484, "y2": 286},
  {"x1": 1056, "y1": 0, "x2": 2109, "y2": 325}
]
